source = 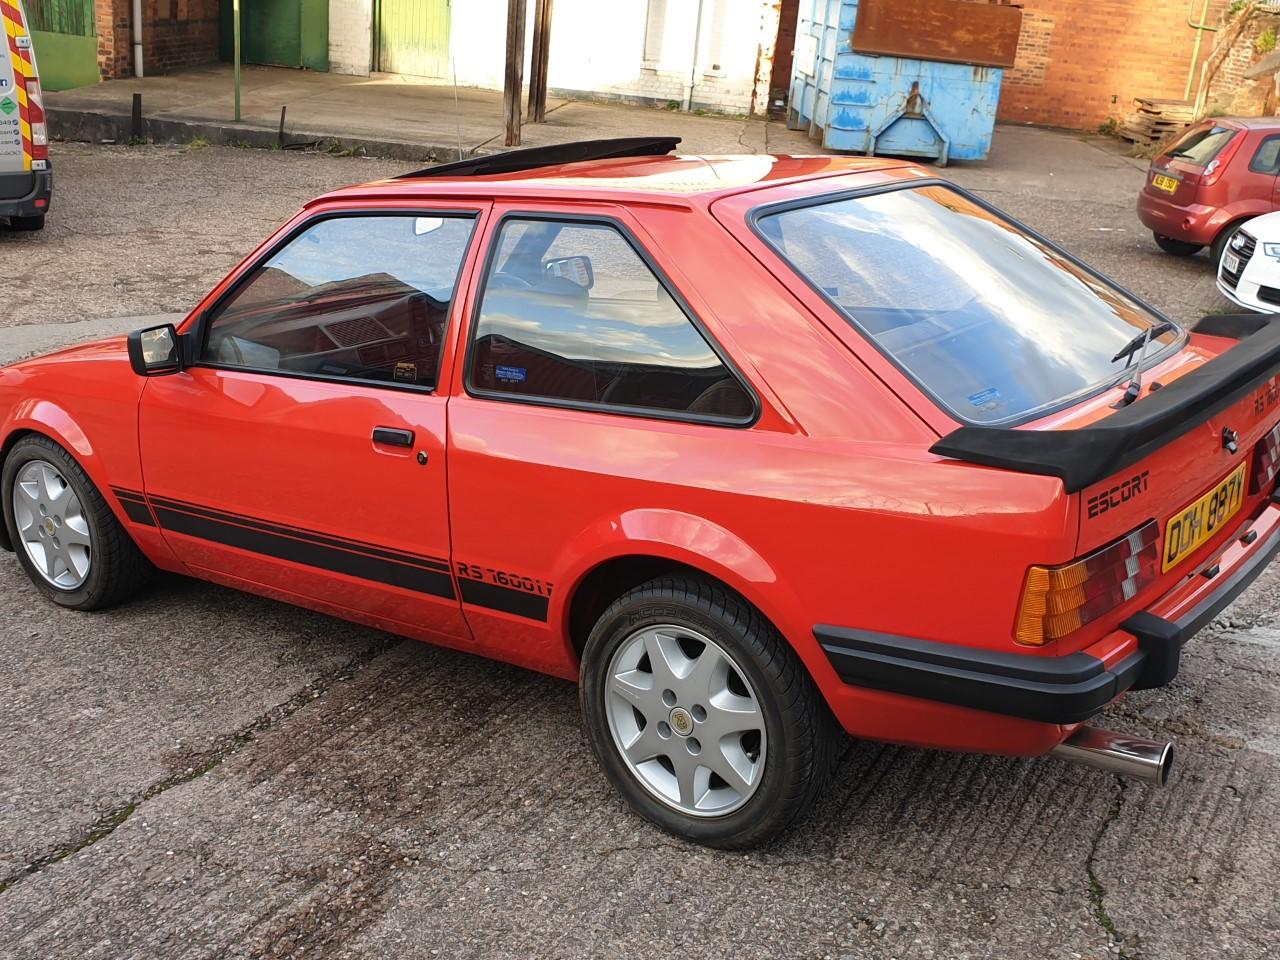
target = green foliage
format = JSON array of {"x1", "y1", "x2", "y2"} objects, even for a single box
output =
[
  {"x1": 1228, "y1": 0, "x2": 1249, "y2": 20},
  {"x1": 1097, "y1": 116, "x2": 1120, "y2": 137},
  {"x1": 187, "y1": 135, "x2": 210, "y2": 148},
  {"x1": 1256, "y1": 26, "x2": 1277, "y2": 55}
]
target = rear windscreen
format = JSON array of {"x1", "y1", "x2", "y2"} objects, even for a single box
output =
[
  {"x1": 756, "y1": 184, "x2": 1180, "y2": 425},
  {"x1": 1166, "y1": 124, "x2": 1236, "y2": 167}
]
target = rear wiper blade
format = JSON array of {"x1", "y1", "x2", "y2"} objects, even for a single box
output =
[
  {"x1": 1114, "y1": 321, "x2": 1175, "y2": 406},
  {"x1": 1111, "y1": 321, "x2": 1174, "y2": 364}
]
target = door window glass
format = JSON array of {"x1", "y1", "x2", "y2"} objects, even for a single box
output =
[
  {"x1": 1251, "y1": 137, "x2": 1280, "y2": 174},
  {"x1": 204, "y1": 214, "x2": 476, "y2": 389},
  {"x1": 468, "y1": 219, "x2": 753, "y2": 421}
]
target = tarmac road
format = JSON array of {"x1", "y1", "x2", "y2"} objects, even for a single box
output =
[{"x1": 0, "y1": 125, "x2": 1276, "y2": 959}]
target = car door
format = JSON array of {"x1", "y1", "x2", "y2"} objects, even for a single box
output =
[
  {"x1": 138, "y1": 204, "x2": 488, "y2": 646},
  {"x1": 1251, "y1": 134, "x2": 1280, "y2": 211}
]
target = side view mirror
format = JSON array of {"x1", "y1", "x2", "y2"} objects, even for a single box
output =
[
  {"x1": 543, "y1": 255, "x2": 594, "y2": 289},
  {"x1": 127, "y1": 324, "x2": 184, "y2": 377}
]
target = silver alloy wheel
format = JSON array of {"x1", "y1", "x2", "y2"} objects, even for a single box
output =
[
  {"x1": 12, "y1": 460, "x2": 92, "y2": 590},
  {"x1": 605, "y1": 624, "x2": 767, "y2": 817}
]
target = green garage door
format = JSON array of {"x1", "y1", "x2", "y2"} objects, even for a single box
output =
[
  {"x1": 24, "y1": 0, "x2": 99, "y2": 91},
  {"x1": 377, "y1": 0, "x2": 450, "y2": 78},
  {"x1": 219, "y1": 0, "x2": 329, "y2": 72}
]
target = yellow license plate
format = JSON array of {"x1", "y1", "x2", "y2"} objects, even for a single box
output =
[
  {"x1": 1162, "y1": 463, "x2": 1248, "y2": 572},
  {"x1": 1153, "y1": 174, "x2": 1179, "y2": 193}
]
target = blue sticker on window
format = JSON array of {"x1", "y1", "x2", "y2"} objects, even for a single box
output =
[
  {"x1": 496, "y1": 365, "x2": 527, "y2": 384},
  {"x1": 968, "y1": 387, "x2": 1001, "y2": 407}
]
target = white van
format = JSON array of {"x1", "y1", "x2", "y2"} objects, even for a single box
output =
[{"x1": 0, "y1": 0, "x2": 50, "y2": 231}]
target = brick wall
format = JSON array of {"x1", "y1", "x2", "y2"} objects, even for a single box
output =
[
  {"x1": 1205, "y1": 10, "x2": 1280, "y2": 114},
  {"x1": 997, "y1": 0, "x2": 1229, "y2": 130},
  {"x1": 97, "y1": 0, "x2": 219, "y2": 80}
]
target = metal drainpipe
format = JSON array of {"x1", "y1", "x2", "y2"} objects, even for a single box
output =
[
  {"x1": 683, "y1": 0, "x2": 706, "y2": 112},
  {"x1": 1184, "y1": 0, "x2": 1218, "y2": 101},
  {"x1": 132, "y1": 0, "x2": 144, "y2": 78}
]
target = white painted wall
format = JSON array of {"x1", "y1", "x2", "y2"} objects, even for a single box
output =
[
  {"x1": 329, "y1": 0, "x2": 373, "y2": 76},
  {"x1": 448, "y1": 0, "x2": 778, "y2": 115}
]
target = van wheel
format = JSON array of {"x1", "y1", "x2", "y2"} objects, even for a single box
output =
[
  {"x1": 580, "y1": 575, "x2": 834, "y2": 849},
  {"x1": 8, "y1": 214, "x2": 45, "y2": 232},
  {"x1": 1211, "y1": 222, "x2": 1245, "y2": 270},
  {"x1": 2, "y1": 435, "x2": 153, "y2": 610},
  {"x1": 1153, "y1": 233, "x2": 1202, "y2": 256}
]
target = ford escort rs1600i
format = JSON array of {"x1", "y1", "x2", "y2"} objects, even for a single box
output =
[{"x1": 4, "y1": 139, "x2": 1280, "y2": 847}]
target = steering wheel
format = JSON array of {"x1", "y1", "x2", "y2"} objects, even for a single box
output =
[{"x1": 487, "y1": 273, "x2": 535, "y2": 291}]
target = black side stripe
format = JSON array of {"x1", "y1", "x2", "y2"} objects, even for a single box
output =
[
  {"x1": 458, "y1": 578, "x2": 549, "y2": 622},
  {"x1": 112, "y1": 488, "x2": 156, "y2": 527},
  {"x1": 146, "y1": 495, "x2": 450, "y2": 573},
  {"x1": 151, "y1": 504, "x2": 456, "y2": 600}
]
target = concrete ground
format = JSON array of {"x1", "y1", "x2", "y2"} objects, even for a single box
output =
[
  {"x1": 0, "y1": 124, "x2": 1277, "y2": 960},
  {"x1": 45, "y1": 64, "x2": 814, "y2": 163}
]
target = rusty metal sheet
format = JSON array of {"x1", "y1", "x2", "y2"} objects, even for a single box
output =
[{"x1": 852, "y1": 0, "x2": 1023, "y2": 70}]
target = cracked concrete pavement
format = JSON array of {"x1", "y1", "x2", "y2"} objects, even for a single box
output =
[{"x1": 0, "y1": 126, "x2": 1277, "y2": 959}]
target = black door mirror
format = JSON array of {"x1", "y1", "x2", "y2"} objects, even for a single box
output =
[{"x1": 127, "y1": 324, "x2": 184, "y2": 376}]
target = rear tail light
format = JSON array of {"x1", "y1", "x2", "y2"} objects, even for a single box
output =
[
  {"x1": 24, "y1": 75, "x2": 48, "y2": 162},
  {"x1": 1202, "y1": 133, "x2": 1244, "y2": 186},
  {"x1": 1014, "y1": 521, "x2": 1160, "y2": 646},
  {"x1": 1250, "y1": 421, "x2": 1280, "y2": 494}
]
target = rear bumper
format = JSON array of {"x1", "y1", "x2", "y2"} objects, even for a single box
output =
[
  {"x1": 817, "y1": 496, "x2": 1280, "y2": 725},
  {"x1": 1136, "y1": 191, "x2": 1222, "y2": 245},
  {"x1": 0, "y1": 169, "x2": 52, "y2": 219}
]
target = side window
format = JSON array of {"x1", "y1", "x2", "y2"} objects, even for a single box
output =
[
  {"x1": 468, "y1": 218, "x2": 754, "y2": 421},
  {"x1": 204, "y1": 214, "x2": 476, "y2": 389},
  {"x1": 1251, "y1": 137, "x2": 1280, "y2": 175}
]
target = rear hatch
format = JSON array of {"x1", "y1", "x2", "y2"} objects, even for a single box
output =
[
  {"x1": 1145, "y1": 122, "x2": 1241, "y2": 206},
  {"x1": 738, "y1": 175, "x2": 1280, "y2": 649}
]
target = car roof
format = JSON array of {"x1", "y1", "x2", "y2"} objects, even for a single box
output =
[
  {"x1": 1215, "y1": 116, "x2": 1280, "y2": 131},
  {"x1": 310, "y1": 154, "x2": 917, "y2": 208}
]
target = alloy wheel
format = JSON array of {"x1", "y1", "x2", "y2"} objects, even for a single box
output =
[
  {"x1": 12, "y1": 459, "x2": 92, "y2": 590},
  {"x1": 605, "y1": 624, "x2": 767, "y2": 817}
]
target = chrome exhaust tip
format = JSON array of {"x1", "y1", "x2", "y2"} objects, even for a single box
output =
[{"x1": 1049, "y1": 726, "x2": 1174, "y2": 786}]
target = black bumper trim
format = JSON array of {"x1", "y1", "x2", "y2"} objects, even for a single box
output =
[
  {"x1": 815, "y1": 625, "x2": 1140, "y2": 724},
  {"x1": 0, "y1": 170, "x2": 51, "y2": 219},
  {"x1": 1124, "y1": 514, "x2": 1280, "y2": 689}
]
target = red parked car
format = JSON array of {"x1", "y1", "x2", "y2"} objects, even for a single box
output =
[
  {"x1": 5, "y1": 139, "x2": 1280, "y2": 848},
  {"x1": 1138, "y1": 116, "x2": 1280, "y2": 265}
]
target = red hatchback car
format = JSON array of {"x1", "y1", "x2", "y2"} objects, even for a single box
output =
[
  {"x1": 1138, "y1": 117, "x2": 1280, "y2": 265},
  {"x1": 5, "y1": 139, "x2": 1280, "y2": 848}
]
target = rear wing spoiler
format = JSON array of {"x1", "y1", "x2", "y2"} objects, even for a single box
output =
[{"x1": 930, "y1": 314, "x2": 1280, "y2": 493}]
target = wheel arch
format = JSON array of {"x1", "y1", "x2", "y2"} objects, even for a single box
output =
[
  {"x1": 552, "y1": 510, "x2": 829, "y2": 689},
  {"x1": 0, "y1": 411, "x2": 115, "y2": 550}
]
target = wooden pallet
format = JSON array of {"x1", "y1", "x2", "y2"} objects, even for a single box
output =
[{"x1": 1119, "y1": 98, "x2": 1195, "y2": 148}]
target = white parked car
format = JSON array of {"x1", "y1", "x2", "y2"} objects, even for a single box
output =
[{"x1": 1217, "y1": 211, "x2": 1280, "y2": 311}]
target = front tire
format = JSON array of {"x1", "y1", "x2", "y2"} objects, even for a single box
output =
[
  {"x1": 1153, "y1": 232, "x2": 1202, "y2": 256},
  {"x1": 580, "y1": 575, "x2": 834, "y2": 848},
  {"x1": 1211, "y1": 222, "x2": 1245, "y2": 271},
  {"x1": 2, "y1": 435, "x2": 152, "y2": 610}
]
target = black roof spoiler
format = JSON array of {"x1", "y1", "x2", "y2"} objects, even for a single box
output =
[
  {"x1": 930, "y1": 314, "x2": 1280, "y2": 493},
  {"x1": 397, "y1": 137, "x2": 682, "y2": 180}
]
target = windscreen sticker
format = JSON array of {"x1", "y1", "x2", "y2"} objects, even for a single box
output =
[
  {"x1": 496, "y1": 365, "x2": 527, "y2": 384},
  {"x1": 393, "y1": 361, "x2": 418, "y2": 383},
  {"x1": 967, "y1": 387, "x2": 1001, "y2": 408}
]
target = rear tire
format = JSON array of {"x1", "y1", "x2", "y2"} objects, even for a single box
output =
[
  {"x1": 2, "y1": 435, "x2": 153, "y2": 610},
  {"x1": 580, "y1": 575, "x2": 835, "y2": 849},
  {"x1": 1211, "y1": 222, "x2": 1245, "y2": 271},
  {"x1": 8, "y1": 214, "x2": 45, "y2": 232},
  {"x1": 1153, "y1": 233, "x2": 1202, "y2": 256}
]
